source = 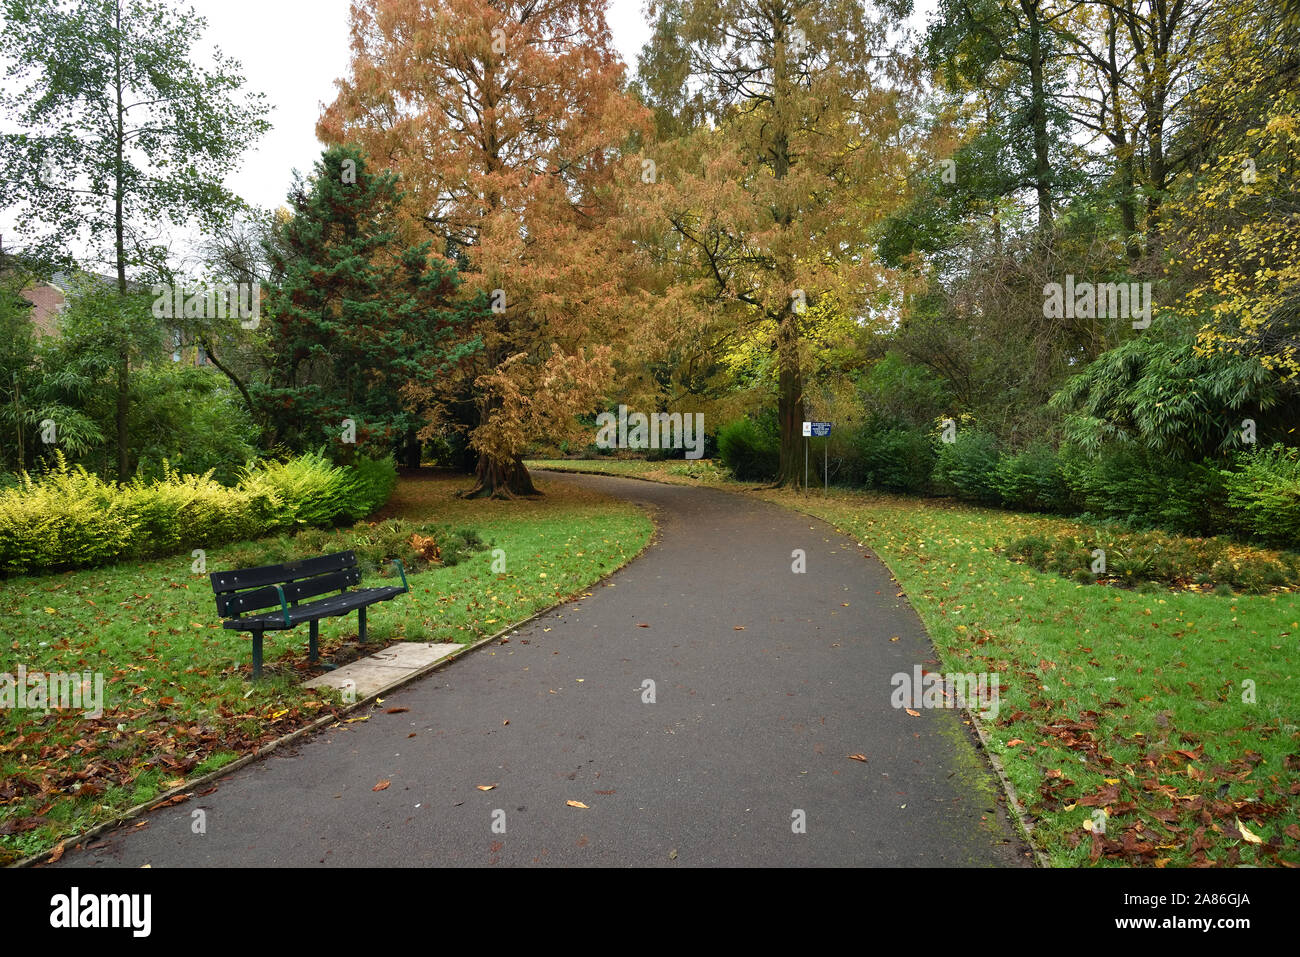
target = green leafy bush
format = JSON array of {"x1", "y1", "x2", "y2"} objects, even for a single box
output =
[
  {"x1": 238, "y1": 452, "x2": 394, "y2": 529},
  {"x1": 1004, "y1": 526, "x2": 1300, "y2": 594},
  {"x1": 667, "y1": 459, "x2": 725, "y2": 481},
  {"x1": 1221, "y1": 444, "x2": 1300, "y2": 547},
  {"x1": 218, "y1": 519, "x2": 486, "y2": 578},
  {"x1": 339, "y1": 455, "x2": 399, "y2": 521},
  {"x1": 1059, "y1": 443, "x2": 1229, "y2": 535},
  {"x1": 994, "y1": 443, "x2": 1071, "y2": 513},
  {"x1": 0, "y1": 460, "x2": 135, "y2": 571},
  {"x1": 130, "y1": 364, "x2": 260, "y2": 486},
  {"x1": 0, "y1": 452, "x2": 398, "y2": 575},
  {"x1": 844, "y1": 420, "x2": 935, "y2": 492},
  {"x1": 119, "y1": 468, "x2": 266, "y2": 558},
  {"x1": 717, "y1": 416, "x2": 780, "y2": 482},
  {"x1": 933, "y1": 430, "x2": 1001, "y2": 503}
]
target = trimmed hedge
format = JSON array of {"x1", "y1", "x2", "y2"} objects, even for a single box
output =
[{"x1": 0, "y1": 452, "x2": 398, "y2": 575}]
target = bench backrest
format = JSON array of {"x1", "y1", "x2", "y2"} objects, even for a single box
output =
[{"x1": 211, "y1": 551, "x2": 361, "y2": 619}]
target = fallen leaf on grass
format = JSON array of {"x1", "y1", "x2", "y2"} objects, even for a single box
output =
[
  {"x1": 373, "y1": 780, "x2": 391, "y2": 792},
  {"x1": 1237, "y1": 819, "x2": 1263, "y2": 845},
  {"x1": 1007, "y1": 739, "x2": 1025, "y2": 747}
]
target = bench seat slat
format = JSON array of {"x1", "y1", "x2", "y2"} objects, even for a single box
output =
[{"x1": 222, "y1": 586, "x2": 405, "y2": 630}]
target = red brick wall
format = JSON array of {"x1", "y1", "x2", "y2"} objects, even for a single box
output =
[{"x1": 19, "y1": 283, "x2": 66, "y2": 338}]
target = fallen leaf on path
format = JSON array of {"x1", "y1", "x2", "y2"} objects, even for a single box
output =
[
  {"x1": 373, "y1": 780, "x2": 390, "y2": 792},
  {"x1": 385, "y1": 707, "x2": 409, "y2": 714},
  {"x1": 848, "y1": 754, "x2": 868, "y2": 762},
  {"x1": 905, "y1": 709, "x2": 920, "y2": 717},
  {"x1": 477, "y1": 785, "x2": 496, "y2": 791},
  {"x1": 566, "y1": 800, "x2": 589, "y2": 809}
]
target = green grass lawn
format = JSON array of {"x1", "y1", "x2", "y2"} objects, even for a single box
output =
[
  {"x1": 0, "y1": 469, "x2": 652, "y2": 864},
  {"x1": 529, "y1": 457, "x2": 1300, "y2": 867}
]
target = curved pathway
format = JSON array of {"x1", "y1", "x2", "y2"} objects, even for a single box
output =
[{"x1": 56, "y1": 471, "x2": 1029, "y2": 867}]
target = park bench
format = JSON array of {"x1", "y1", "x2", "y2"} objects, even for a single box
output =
[{"x1": 210, "y1": 550, "x2": 409, "y2": 679}]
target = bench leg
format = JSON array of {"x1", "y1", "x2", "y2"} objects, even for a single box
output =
[
  {"x1": 357, "y1": 606, "x2": 367, "y2": 644},
  {"x1": 251, "y1": 630, "x2": 264, "y2": 680},
  {"x1": 309, "y1": 620, "x2": 319, "y2": 663}
]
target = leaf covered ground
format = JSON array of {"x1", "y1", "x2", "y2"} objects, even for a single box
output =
[{"x1": 0, "y1": 470, "x2": 652, "y2": 864}]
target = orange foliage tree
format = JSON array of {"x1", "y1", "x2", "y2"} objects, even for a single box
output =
[{"x1": 318, "y1": 0, "x2": 649, "y2": 496}]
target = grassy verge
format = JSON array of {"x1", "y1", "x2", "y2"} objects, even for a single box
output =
[
  {"x1": 529, "y1": 457, "x2": 1300, "y2": 867},
  {"x1": 0, "y1": 469, "x2": 652, "y2": 864},
  {"x1": 530, "y1": 457, "x2": 728, "y2": 484}
]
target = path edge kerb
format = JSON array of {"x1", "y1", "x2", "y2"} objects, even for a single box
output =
[
  {"x1": 532, "y1": 464, "x2": 1049, "y2": 868},
  {"x1": 11, "y1": 484, "x2": 659, "y2": 869}
]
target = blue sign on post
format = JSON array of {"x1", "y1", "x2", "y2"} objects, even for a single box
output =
[{"x1": 810, "y1": 421, "x2": 832, "y2": 437}]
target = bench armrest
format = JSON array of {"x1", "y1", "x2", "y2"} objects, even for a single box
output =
[
  {"x1": 272, "y1": 584, "x2": 292, "y2": 626},
  {"x1": 391, "y1": 558, "x2": 410, "y2": 594}
]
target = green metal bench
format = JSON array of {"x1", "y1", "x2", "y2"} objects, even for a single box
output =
[{"x1": 210, "y1": 550, "x2": 409, "y2": 679}]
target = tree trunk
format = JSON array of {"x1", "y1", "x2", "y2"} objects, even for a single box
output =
[
  {"x1": 199, "y1": 334, "x2": 257, "y2": 416},
  {"x1": 771, "y1": 13, "x2": 805, "y2": 488},
  {"x1": 462, "y1": 452, "x2": 540, "y2": 499},
  {"x1": 774, "y1": 311, "x2": 806, "y2": 487},
  {"x1": 402, "y1": 428, "x2": 422, "y2": 468},
  {"x1": 1025, "y1": 2, "x2": 1054, "y2": 232},
  {"x1": 13, "y1": 375, "x2": 24, "y2": 474},
  {"x1": 113, "y1": 0, "x2": 130, "y2": 481}
]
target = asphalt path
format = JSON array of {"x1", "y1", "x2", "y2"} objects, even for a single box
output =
[{"x1": 55, "y1": 470, "x2": 1030, "y2": 868}]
